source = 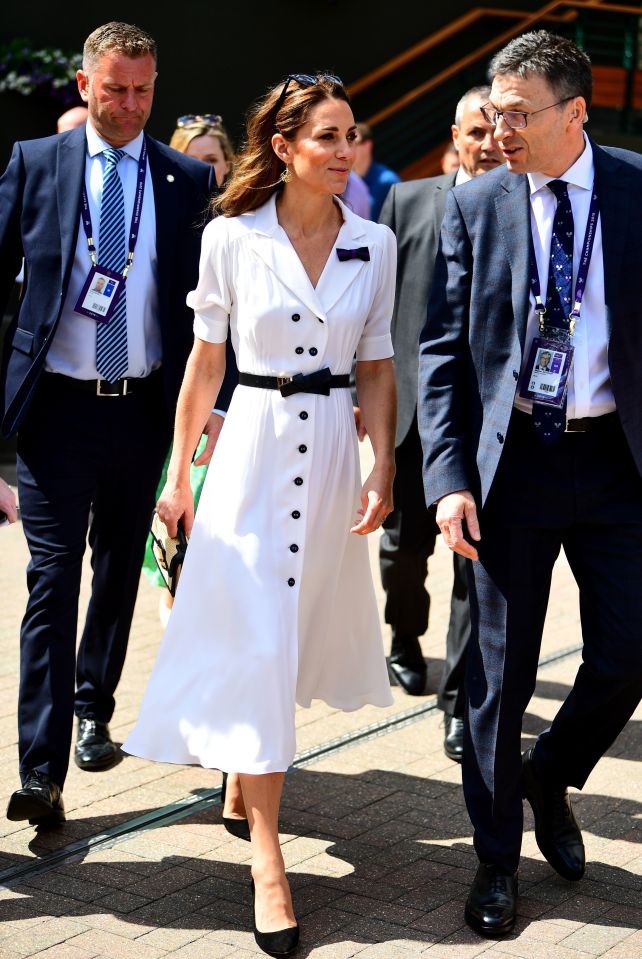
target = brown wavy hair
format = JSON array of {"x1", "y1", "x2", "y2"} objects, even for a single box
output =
[{"x1": 214, "y1": 74, "x2": 350, "y2": 218}]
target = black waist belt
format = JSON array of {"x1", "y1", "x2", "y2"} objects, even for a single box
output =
[
  {"x1": 239, "y1": 368, "x2": 350, "y2": 397},
  {"x1": 43, "y1": 368, "x2": 162, "y2": 397}
]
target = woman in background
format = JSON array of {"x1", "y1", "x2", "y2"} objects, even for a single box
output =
[{"x1": 169, "y1": 113, "x2": 234, "y2": 184}]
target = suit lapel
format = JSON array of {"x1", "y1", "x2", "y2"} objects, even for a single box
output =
[
  {"x1": 592, "y1": 142, "x2": 629, "y2": 335},
  {"x1": 57, "y1": 126, "x2": 86, "y2": 286},
  {"x1": 147, "y1": 137, "x2": 179, "y2": 314},
  {"x1": 431, "y1": 171, "x2": 456, "y2": 228},
  {"x1": 494, "y1": 170, "x2": 531, "y2": 345}
]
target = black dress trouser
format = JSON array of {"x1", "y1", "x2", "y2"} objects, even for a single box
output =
[
  {"x1": 465, "y1": 409, "x2": 642, "y2": 874},
  {"x1": 379, "y1": 416, "x2": 471, "y2": 714},
  {"x1": 16, "y1": 372, "x2": 171, "y2": 788}
]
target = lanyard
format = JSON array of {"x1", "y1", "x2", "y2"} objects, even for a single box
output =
[
  {"x1": 529, "y1": 184, "x2": 599, "y2": 337},
  {"x1": 81, "y1": 137, "x2": 148, "y2": 279}
]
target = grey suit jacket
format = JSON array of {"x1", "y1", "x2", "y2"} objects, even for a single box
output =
[
  {"x1": 379, "y1": 172, "x2": 456, "y2": 447},
  {"x1": 418, "y1": 141, "x2": 642, "y2": 509}
]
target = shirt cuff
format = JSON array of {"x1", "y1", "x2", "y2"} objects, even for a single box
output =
[
  {"x1": 193, "y1": 314, "x2": 228, "y2": 344},
  {"x1": 356, "y1": 333, "x2": 394, "y2": 362}
]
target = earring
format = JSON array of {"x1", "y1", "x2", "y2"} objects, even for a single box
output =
[{"x1": 280, "y1": 165, "x2": 292, "y2": 184}]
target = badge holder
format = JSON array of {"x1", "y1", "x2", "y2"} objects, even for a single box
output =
[{"x1": 74, "y1": 265, "x2": 125, "y2": 324}]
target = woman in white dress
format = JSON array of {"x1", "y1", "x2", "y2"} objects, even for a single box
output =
[{"x1": 124, "y1": 74, "x2": 397, "y2": 955}]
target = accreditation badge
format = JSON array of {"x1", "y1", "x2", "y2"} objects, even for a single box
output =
[
  {"x1": 518, "y1": 335, "x2": 574, "y2": 409},
  {"x1": 74, "y1": 265, "x2": 124, "y2": 324}
]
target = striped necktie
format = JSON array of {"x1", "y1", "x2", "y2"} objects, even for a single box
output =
[
  {"x1": 95, "y1": 147, "x2": 128, "y2": 382},
  {"x1": 532, "y1": 179, "x2": 573, "y2": 444}
]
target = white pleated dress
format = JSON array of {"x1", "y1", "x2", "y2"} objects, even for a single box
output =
[{"x1": 124, "y1": 194, "x2": 396, "y2": 774}]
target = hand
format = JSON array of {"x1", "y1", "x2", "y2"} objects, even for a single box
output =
[
  {"x1": 353, "y1": 406, "x2": 367, "y2": 442},
  {"x1": 194, "y1": 412, "x2": 224, "y2": 466},
  {"x1": 0, "y1": 477, "x2": 18, "y2": 524},
  {"x1": 157, "y1": 480, "x2": 194, "y2": 538},
  {"x1": 435, "y1": 489, "x2": 480, "y2": 560},
  {"x1": 351, "y1": 464, "x2": 394, "y2": 535}
]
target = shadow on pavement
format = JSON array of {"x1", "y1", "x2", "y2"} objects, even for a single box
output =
[{"x1": 2, "y1": 767, "x2": 641, "y2": 955}]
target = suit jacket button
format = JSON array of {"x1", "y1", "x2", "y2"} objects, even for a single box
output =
[
  {"x1": 309, "y1": 347, "x2": 318, "y2": 356},
  {"x1": 294, "y1": 477, "x2": 303, "y2": 486},
  {"x1": 513, "y1": 370, "x2": 519, "y2": 381},
  {"x1": 298, "y1": 444, "x2": 307, "y2": 453},
  {"x1": 292, "y1": 313, "x2": 300, "y2": 322},
  {"x1": 288, "y1": 577, "x2": 296, "y2": 586},
  {"x1": 290, "y1": 544, "x2": 299, "y2": 553},
  {"x1": 291, "y1": 510, "x2": 301, "y2": 519},
  {"x1": 497, "y1": 432, "x2": 504, "y2": 444},
  {"x1": 295, "y1": 347, "x2": 304, "y2": 355}
]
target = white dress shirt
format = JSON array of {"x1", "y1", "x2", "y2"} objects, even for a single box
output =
[
  {"x1": 455, "y1": 166, "x2": 472, "y2": 185},
  {"x1": 46, "y1": 121, "x2": 161, "y2": 379},
  {"x1": 514, "y1": 134, "x2": 615, "y2": 419}
]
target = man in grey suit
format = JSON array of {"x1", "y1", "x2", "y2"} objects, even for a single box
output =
[
  {"x1": 379, "y1": 88, "x2": 502, "y2": 763},
  {"x1": 419, "y1": 31, "x2": 642, "y2": 936}
]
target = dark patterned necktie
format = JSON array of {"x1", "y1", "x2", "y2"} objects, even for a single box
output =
[
  {"x1": 532, "y1": 179, "x2": 574, "y2": 444},
  {"x1": 95, "y1": 148, "x2": 128, "y2": 382}
]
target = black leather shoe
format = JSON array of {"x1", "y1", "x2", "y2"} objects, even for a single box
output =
[
  {"x1": 220, "y1": 772, "x2": 251, "y2": 842},
  {"x1": 522, "y1": 746, "x2": 585, "y2": 881},
  {"x1": 444, "y1": 714, "x2": 464, "y2": 762},
  {"x1": 74, "y1": 717, "x2": 119, "y2": 771},
  {"x1": 388, "y1": 634, "x2": 427, "y2": 696},
  {"x1": 251, "y1": 877, "x2": 299, "y2": 956},
  {"x1": 465, "y1": 863, "x2": 517, "y2": 937},
  {"x1": 6, "y1": 770, "x2": 65, "y2": 828}
]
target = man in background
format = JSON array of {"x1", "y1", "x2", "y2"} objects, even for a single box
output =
[
  {"x1": 379, "y1": 87, "x2": 502, "y2": 765},
  {"x1": 0, "y1": 21, "x2": 233, "y2": 828},
  {"x1": 354, "y1": 121, "x2": 401, "y2": 220},
  {"x1": 57, "y1": 106, "x2": 89, "y2": 132}
]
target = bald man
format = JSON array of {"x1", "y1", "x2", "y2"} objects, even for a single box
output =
[{"x1": 57, "y1": 106, "x2": 89, "y2": 133}]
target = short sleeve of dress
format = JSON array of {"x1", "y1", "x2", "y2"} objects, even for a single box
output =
[
  {"x1": 187, "y1": 217, "x2": 232, "y2": 344},
  {"x1": 355, "y1": 223, "x2": 397, "y2": 361}
]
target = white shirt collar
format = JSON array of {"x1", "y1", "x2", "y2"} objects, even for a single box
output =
[
  {"x1": 527, "y1": 132, "x2": 593, "y2": 195},
  {"x1": 85, "y1": 120, "x2": 145, "y2": 161},
  {"x1": 455, "y1": 166, "x2": 472, "y2": 185}
]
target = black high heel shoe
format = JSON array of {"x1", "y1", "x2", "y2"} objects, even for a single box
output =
[
  {"x1": 220, "y1": 771, "x2": 251, "y2": 842},
  {"x1": 251, "y1": 877, "x2": 300, "y2": 956}
]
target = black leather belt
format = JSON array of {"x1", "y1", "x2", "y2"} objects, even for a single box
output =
[
  {"x1": 514, "y1": 408, "x2": 618, "y2": 432},
  {"x1": 239, "y1": 368, "x2": 350, "y2": 397},
  {"x1": 43, "y1": 368, "x2": 161, "y2": 397},
  {"x1": 564, "y1": 412, "x2": 618, "y2": 432}
]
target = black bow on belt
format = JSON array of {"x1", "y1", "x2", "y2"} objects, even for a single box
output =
[
  {"x1": 280, "y1": 368, "x2": 333, "y2": 397},
  {"x1": 336, "y1": 246, "x2": 370, "y2": 262}
]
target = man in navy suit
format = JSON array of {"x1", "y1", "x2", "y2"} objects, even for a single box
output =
[
  {"x1": 419, "y1": 30, "x2": 642, "y2": 936},
  {"x1": 0, "y1": 21, "x2": 234, "y2": 827}
]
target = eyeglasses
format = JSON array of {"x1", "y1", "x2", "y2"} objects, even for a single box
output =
[
  {"x1": 177, "y1": 114, "x2": 223, "y2": 128},
  {"x1": 273, "y1": 73, "x2": 343, "y2": 128},
  {"x1": 480, "y1": 97, "x2": 576, "y2": 130}
]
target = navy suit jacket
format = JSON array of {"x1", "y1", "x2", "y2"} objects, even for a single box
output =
[
  {"x1": 0, "y1": 124, "x2": 235, "y2": 438},
  {"x1": 418, "y1": 141, "x2": 642, "y2": 509}
]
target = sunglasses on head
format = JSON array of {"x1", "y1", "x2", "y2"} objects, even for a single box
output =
[
  {"x1": 177, "y1": 114, "x2": 224, "y2": 128},
  {"x1": 273, "y1": 73, "x2": 343, "y2": 128}
]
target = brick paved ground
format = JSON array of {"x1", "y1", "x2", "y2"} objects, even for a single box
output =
[{"x1": 0, "y1": 444, "x2": 640, "y2": 958}]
